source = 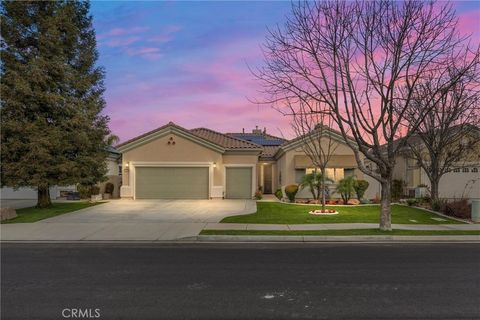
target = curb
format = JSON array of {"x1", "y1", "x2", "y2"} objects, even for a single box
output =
[{"x1": 195, "y1": 235, "x2": 480, "y2": 242}]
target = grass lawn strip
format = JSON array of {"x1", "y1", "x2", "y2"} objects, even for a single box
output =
[
  {"x1": 2, "y1": 202, "x2": 101, "y2": 224},
  {"x1": 221, "y1": 202, "x2": 463, "y2": 225},
  {"x1": 201, "y1": 229, "x2": 480, "y2": 236}
]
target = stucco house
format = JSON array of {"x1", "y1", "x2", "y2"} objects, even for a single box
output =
[{"x1": 116, "y1": 122, "x2": 362, "y2": 200}]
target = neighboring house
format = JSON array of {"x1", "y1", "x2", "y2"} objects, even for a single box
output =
[
  {"x1": 0, "y1": 147, "x2": 122, "y2": 201},
  {"x1": 115, "y1": 122, "x2": 362, "y2": 200},
  {"x1": 363, "y1": 128, "x2": 480, "y2": 201}
]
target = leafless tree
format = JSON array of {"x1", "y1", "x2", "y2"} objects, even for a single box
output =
[
  {"x1": 404, "y1": 70, "x2": 480, "y2": 204},
  {"x1": 254, "y1": 0, "x2": 479, "y2": 230},
  {"x1": 288, "y1": 100, "x2": 338, "y2": 210}
]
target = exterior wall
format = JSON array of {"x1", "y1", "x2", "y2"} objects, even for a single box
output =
[
  {"x1": 420, "y1": 166, "x2": 480, "y2": 200},
  {"x1": 0, "y1": 186, "x2": 76, "y2": 200},
  {"x1": 106, "y1": 158, "x2": 119, "y2": 176},
  {"x1": 120, "y1": 133, "x2": 257, "y2": 199}
]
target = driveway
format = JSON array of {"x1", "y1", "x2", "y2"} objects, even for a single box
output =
[
  {"x1": 45, "y1": 199, "x2": 256, "y2": 223},
  {"x1": 1, "y1": 199, "x2": 256, "y2": 242}
]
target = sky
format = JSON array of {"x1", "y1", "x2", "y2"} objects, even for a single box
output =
[{"x1": 90, "y1": 1, "x2": 480, "y2": 143}]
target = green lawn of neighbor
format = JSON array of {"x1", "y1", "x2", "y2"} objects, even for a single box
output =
[
  {"x1": 221, "y1": 202, "x2": 464, "y2": 224},
  {"x1": 2, "y1": 202, "x2": 100, "y2": 224},
  {"x1": 200, "y1": 229, "x2": 479, "y2": 236}
]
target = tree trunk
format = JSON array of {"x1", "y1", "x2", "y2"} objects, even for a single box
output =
[
  {"x1": 379, "y1": 179, "x2": 392, "y2": 231},
  {"x1": 430, "y1": 177, "x2": 439, "y2": 203},
  {"x1": 37, "y1": 186, "x2": 52, "y2": 208}
]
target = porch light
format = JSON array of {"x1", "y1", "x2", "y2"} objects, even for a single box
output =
[{"x1": 213, "y1": 162, "x2": 217, "y2": 168}]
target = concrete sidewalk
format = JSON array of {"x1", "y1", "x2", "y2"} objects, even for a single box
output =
[{"x1": 204, "y1": 222, "x2": 480, "y2": 231}]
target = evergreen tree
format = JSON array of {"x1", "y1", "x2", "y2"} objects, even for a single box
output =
[{"x1": 1, "y1": 1, "x2": 110, "y2": 207}]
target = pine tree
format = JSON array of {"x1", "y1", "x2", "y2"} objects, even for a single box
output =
[{"x1": 1, "y1": 1, "x2": 110, "y2": 207}]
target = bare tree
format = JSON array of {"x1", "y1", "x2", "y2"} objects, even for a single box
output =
[
  {"x1": 404, "y1": 71, "x2": 480, "y2": 204},
  {"x1": 289, "y1": 101, "x2": 338, "y2": 210},
  {"x1": 254, "y1": 0, "x2": 479, "y2": 230}
]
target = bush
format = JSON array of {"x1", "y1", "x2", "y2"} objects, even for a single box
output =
[
  {"x1": 406, "y1": 199, "x2": 418, "y2": 206},
  {"x1": 336, "y1": 176, "x2": 355, "y2": 204},
  {"x1": 431, "y1": 199, "x2": 441, "y2": 212},
  {"x1": 353, "y1": 179, "x2": 369, "y2": 200},
  {"x1": 391, "y1": 179, "x2": 404, "y2": 200},
  {"x1": 77, "y1": 185, "x2": 100, "y2": 198},
  {"x1": 105, "y1": 182, "x2": 114, "y2": 194},
  {"x1": 441, "y1": 199, "x2": 471, "y2": 219},
  {"x1": 284, "y1": 184, "x2": 299, "y2": 203},
  {"x1": 274, "y1": 188, "x2": 283, "y2": 200},
  {"x1": 254, "y1": 190, "x2": 263, "y2": 200}
]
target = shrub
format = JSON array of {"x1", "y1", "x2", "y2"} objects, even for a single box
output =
[
  {"x1": 406, "y1": 199, "x2": 418, "y2": 206},
  {"x1": 442, "y1": 199, "x2": 471, "y2": 219},
  {"x1": 391, "y1": 179, "x2": 404, "y2": 200},
  {"x1": 254, "y1": 190, "x2": 263, "y2": 200},
  {"x1": 274, "y1": 189, "x2": 283, "y2": 200},
  {"x1": 77, "y1": 185, "x2": 100, "y2": 198},
  {"x1": 284, "y1": 184, "x2": 299, "y2": 203},
  {"x1": 105, "y1": 182, "x2": 114, "y2": 194},
  {"x1": 431, "y1": 199, "x2": 441, "y2": 212},
  {"x1": 335, "y1": 176, "x2": 355, "y2": 204},
  {"x1": 90, "y1": 186, "x2": 100, "y2": 195},
  {"x1": 353, "y1": 179, "x2": 369, "y2": 200}
]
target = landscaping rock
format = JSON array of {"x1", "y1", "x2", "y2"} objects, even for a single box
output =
[
  {"x1": 347, "y1": 199, "x2": 360, "y2": 205},
  {"x1": 0, "y1": 207, "x2": 17, "y2": 221}
]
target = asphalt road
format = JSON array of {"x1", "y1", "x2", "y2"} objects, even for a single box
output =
[{"x1": 2, "y1": 243, "x2": 479, "y2": 320}]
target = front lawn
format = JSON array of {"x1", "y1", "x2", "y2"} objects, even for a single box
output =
[
  {"x1": 2, "y1": 202, "x2": 100, "y2": 224},
  {"x1": 221, "y1": 202, "x2": 463, "y2": 224},
  {"x1": 201, "y1": 229, "x2": 479, "y2": 236}
]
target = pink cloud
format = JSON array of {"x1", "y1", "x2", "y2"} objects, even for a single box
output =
[
  {"x1": 105, "y1": 36, "x2": 141, "y2": 48},
  {"x1": 125, "y1": 46, "x2": 162, "y2": 60}
]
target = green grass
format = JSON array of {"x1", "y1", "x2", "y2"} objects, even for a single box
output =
[
  {"x1": 2, "y1": 202, "x2": 100, "y2": 224},
  {"x1": 201, "y1": 229, "x2": 480, "y2": 236},
  {"x1": 221, "y1": 202, "x2": 463, "y2": 224}
]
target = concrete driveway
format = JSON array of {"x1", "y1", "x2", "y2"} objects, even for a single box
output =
[{"x1": 1, "y1": 199, "x2": 256, "y2": 242}]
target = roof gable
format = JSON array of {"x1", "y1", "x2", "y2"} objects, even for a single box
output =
[{"x1": 116, "y1": 122, "x2": 226, "y2": 154}]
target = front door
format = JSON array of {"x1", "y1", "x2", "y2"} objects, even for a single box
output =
[{"x1": 263, "y1": 164, "x2": 272, "y2": 194}]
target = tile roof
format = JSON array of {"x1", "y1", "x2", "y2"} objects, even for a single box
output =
[
  {"x1": 190, "y1": 128, "x2": 263, "y2": 150},
  {"x1": 116, "y1": 121, "x2": 188, "y2": 148},
  {"x1": 227, "y1": 132, "x2": 286, "y2": 146},
  {"x1": 259, "y1": 146, "x2": 281, "y2": 160}
]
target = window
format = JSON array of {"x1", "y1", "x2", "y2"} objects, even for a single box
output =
[
  {"x1": 463, "y1": 168, "x2": 470, "y2": 173},
  {"x1": 295, "y1": 169, "x2": 305, "y2": 183},
  {"x1": 453, "y1": 168, "x2": 460, "y2": 173},
  {"x1": 305, "y1": 168, "x2": 345, "y2": 182},
  {"x1": 118, "y1": 165, "x2": 122, "y2": 176},
  {"x1": 472, "y1": 168, "x2": 479, "y2": 173}
]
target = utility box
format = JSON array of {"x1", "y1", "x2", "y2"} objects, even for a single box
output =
[{"x1": 472, "y1": 200, "x2": 480, "y2": 223}]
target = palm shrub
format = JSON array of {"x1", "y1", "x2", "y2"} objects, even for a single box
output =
[
  {"x1": 353, "y1": 179, "x2": 369, "y2": 200},
  {"x1": 274, "y1": 189, "x2": 283, "y2": 200},
  {"x1": 335, "y1": 176, "x2": 355, "y2": 204},
  {"x1": 284, "y1": 184, "x2": 299, "y2": 203},
  {"x1": 299, "y1": 173, "x2": 317, "y2": 199}
]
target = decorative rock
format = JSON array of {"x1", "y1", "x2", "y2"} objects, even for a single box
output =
[
  {"x1": 347, "y1": 199, "x2": 360, "y2": 205},
  {"x1": 0, "y1": 207, "x2": 17, "y2": 221},
  {"x1": 309, "y1": 209, "x2": 339, "y2": 215}
]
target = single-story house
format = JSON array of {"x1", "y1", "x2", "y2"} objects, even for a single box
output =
[{"x1": 116, "y1": 122, "x2": 363, "y2": 199}]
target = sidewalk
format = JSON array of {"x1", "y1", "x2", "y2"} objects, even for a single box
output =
[{"x1": 203, "y1": 222, "x2": 480, "y2": 231}]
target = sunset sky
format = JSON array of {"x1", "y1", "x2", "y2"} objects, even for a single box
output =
[{"x1": 90, "y1": 1, "x2": 480, "y2": 142}]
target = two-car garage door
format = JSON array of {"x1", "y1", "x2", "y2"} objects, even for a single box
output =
[{"x1": 135, "y1": 167, "x2": 209, "y2": 199}]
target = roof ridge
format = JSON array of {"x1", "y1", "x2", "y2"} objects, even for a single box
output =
[
  {"x1": 227, "y1": 131, "x2": 287, "y2": 142},
  {"x1": 191, "y1": 127, "x2": 262, "y2": 148}
]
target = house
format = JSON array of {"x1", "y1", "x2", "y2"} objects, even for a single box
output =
[
  {"x1": 116, "y1": 122, "x2": 362, "y2": 199},
  {"x1": 364, "y1": 128, "x2": 480, "y2": 201},
  {"x1": 0, "y1": 147, "x2": 122, "y2": 203}
]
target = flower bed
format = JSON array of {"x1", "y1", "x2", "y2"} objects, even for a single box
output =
[{"x1": 308, "y1": 209, "x2": 339, "y2": 215}]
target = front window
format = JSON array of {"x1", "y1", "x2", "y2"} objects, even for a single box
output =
[{"x1": 305, "y1": 168, "x2": 346, "y2": 182}]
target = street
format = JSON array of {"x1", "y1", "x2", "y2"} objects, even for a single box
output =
[{"x1": 1, "y1": 243, "x2": 479, "y2": 319}]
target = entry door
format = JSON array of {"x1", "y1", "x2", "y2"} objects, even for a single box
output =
[
  {"x1": 135, "y1": 167, "x2": 209, "y2": 199},
  {"x1": 225, "y1": 167, "x2": 252, "y2": 199},
  {"x1": 263, "y1": 164, "x2": 273, "y2": 194}
]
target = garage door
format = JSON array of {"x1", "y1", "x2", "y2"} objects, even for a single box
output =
[
  {"x1": 225, "y1": 167, "x2": 252, "y2": 199},
  {"x1": 135, "y1": 167, "x2": 209, "y2": 199}
]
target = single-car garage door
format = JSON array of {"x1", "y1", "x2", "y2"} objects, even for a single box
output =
[
  {"x1": 135, "y1": 167, "x2": 209, "y2": 199},
  {"x1": 225, "y1": 167, "x2": 252, "y2": 199}
]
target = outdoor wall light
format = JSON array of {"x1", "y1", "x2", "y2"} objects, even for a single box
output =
[{"x1": 213, "y1": 162, "x2": 217, "y2": 168}]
